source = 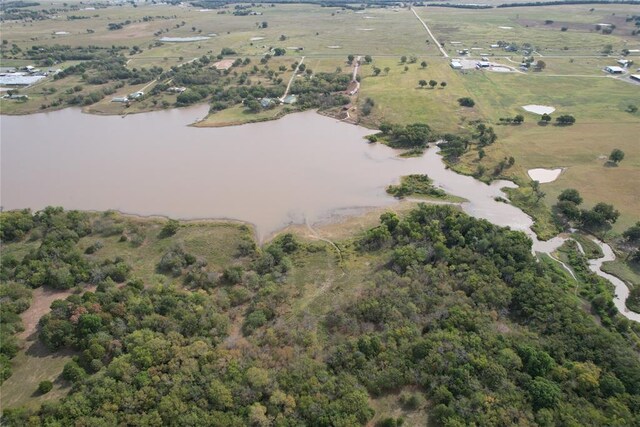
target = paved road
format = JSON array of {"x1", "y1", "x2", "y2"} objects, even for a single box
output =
[{"x1": 411, "y1": 8, "x2": 448, "y2": 58}]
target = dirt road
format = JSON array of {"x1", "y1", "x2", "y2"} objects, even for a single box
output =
[
  {"x1": 280, "y1": 56, "x2": 305, "y2": 102},
  {"x1": 411, "y1": 8, "x2": 448, "y2": 58}
]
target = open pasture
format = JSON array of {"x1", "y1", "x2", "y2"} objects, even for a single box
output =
[{"x1": 416, "y1": 4, "x2": 639, "y2": 56}]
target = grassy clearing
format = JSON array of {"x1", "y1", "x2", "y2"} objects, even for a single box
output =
[
  {"x1": 602, "y1": 259, "x2": 640, "y2": 288},
  {"x1": 0, "y1": 343, "x2": 74, "y2": 410},
  {"x1": 194, "y1": 104, "x2": 289, "y2": 127},
  {"x1": 77, "y1": 214, "x2": 254, "y2": 285},
  {"x1": 503, "y1": 186, "x2": 561, "y2": 240},
  {"x1": 368, "y1": 388, "x2": 429, "y2": 426},
  {"x1": 358, "y1": 59, "x2": 484, "y2": 132},
  {"x1": 572, "y1": 233, "x2": 605, "y2": 259}
]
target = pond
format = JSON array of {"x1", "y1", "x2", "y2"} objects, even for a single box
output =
[{"x1": 1, "y1": 107, "x2": 434, "y2": 240}]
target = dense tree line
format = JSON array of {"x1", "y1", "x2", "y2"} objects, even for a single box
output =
[
  {"x1": 355, "y1": 204, "x2": 640, "y2": 425},
  {"x1": 370, "y1": 123, "x2": 435, "y2": 149},
  {"x1": 2, "y1": 206, "x2": 639, "y2": 425}
]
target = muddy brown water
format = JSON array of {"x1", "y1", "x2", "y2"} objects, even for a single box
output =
[
  {"x1": 0, "y1": 106, "x2": 441, "y2": 240},
  {"x1": 2, "y1": 106, "x2": 637, "y2": 321},
  {"x1": 0, "y1": 105, "x2": 576, "y2": 249}
]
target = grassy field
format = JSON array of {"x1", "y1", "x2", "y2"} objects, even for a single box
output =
[
  {"x1": 0, "y1": 343, "x2": 75, "y2": 410},
  {"x1": 358, "y1": 59, "x2": 484, "y2": 131},
  {"x1": 417, "y1": 4, "x2": 639, "y2": 56},
  {"x1": 195, "y1": 103, "x2": 289, "y2": 127},
  {"x1": 602, "y1": 259, "x2": 640, "y2": 288},
  {"x1": 442, "y1": 68, "x2": 639, "y2": 232}
]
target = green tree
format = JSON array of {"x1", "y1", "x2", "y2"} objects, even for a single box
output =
[
  {"x1": 558, "y1": 188, "x2": 583, "y2": 205},
  {"x1": 556, "y1": 114, "x2": 575, "y2": 125},
  {"x1": 420, "y1": 61, "x2": 427, "y2": 68},
  {"x1": 418, "y1": 80, "x2": 427, "y2": 88},
  {"x1": 400, "y1": 55, "x2": 407, "y2": 63},
  {"x1": 160, "y1": 219, "x2": 180, "y2": 237},
  {"x1": 609, "y1": 148, "x2": 624, "y2": 164},
  {"x1": 529, "y1": 378, "x2": 561, "y2": 409},
  {"x1": 581, "y1": 202, "x2": 619, "y2": 231},
  {"x1": 62, "y1": 361, "x2": 86, "y2": 383},
  {"x1": 458, "y1": 97, "x2": 475, "y2": 107},
  {"x1": 38, "y1": 380, "x2": 53, "y2": 394},
  {"x1": 245, "y1": 99, "x2": 262, "y2": 113},
  {"x1": 440, "y1": 81, "x2": 447, "y2": 88},
  {"x1": 623, "y1": 222, "x2": 640, "y2": 245},
  {"x1": 364, "y1": 55, "x2": 372, "y2": 63}
]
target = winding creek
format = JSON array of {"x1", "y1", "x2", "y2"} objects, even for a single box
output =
[{"x1": 1, "y1": 107, "x2": 637, "y2": 321}]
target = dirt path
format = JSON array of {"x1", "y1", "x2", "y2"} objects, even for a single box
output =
[
  {"x1": 19, "y1": 287, "x2": 94, "y2": 341},
  {"x1": 411, "y1": 8, "x2": 448, "y2": 58},
  {"x1": 279, "y1": 56, "x2": 305, "y2": 102},
  {"x1": 305, "y1": 219, "x2": 344, "y2": 265},
  {"x1": 352, "y1": 56, "x2": 361, "y2": 81}
]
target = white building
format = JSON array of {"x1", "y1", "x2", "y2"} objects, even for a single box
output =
[
  {"x1": 450, "y1": 61, "x2": 463, "y2": 69},
  {"x1": 128, "y1": 91, "x2": 144, "y2": 99},
  {"x1": 604, "y1": 66, "x2": 624, "y2": 74}
]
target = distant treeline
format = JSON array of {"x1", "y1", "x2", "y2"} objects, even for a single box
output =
[
  {"x1": 426, "y1": 3, "x2": 492, "y2": 8},
  {"x1": 0, "y1": 1, "x2": 39, "y2": 10},
  {"x1": 497, "y1": 0, "x2": 640, "y2": 7},
  {"x1": 191, "y1": 0, "x2": 405, "y2": 7}
]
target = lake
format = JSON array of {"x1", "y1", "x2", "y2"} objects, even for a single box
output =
[
  {"x1": 2, "y1": 106, "x2": 637, "y2": 321},
  {"x1": 1, "y1": 106, "x2": 436, "y2": 239}
]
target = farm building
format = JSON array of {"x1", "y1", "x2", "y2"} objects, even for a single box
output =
[
  {"x1": 260, "y1": 98, "x2": 275, "y2": 108},
  {"x1": 617, "y1": 59, "x2": 632, "y2": 67},
  {"x1": 477, "y1": 61, "x2": 491, "y2": 68},
  {"x1": 282, "y1": 94, "x2": 297, "y2": 104},
  {"x1": 112, "y1": 97, "x2": 129, "y2": 103},
  {"x1": 0, "y1": 73, "x2": 46, "y2": 86},
  {"x1": 631, "y1": 74, "x2": 640, "y2": 82},
  {"x1": 167, "y1": 86, "x2": 186, "y2": 93},
  {"x1": 450, "y1": 61, "x2": 463, "y2": 69},
  {"x1": 604, "y1": 66, "x2": 624, "y2": 74},
  {"x1": 129, "y1": 91, "x2": 144, "y2": 100}
]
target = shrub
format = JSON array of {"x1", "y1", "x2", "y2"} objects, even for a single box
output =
[
  {"x1": 160, "y1": 219, "x2": 180, "y2": 237},
  {"x1": 38, "y1": 380, "x2": 53, "y2": 394},
  {"x1": 458, "y1": 97, "x2": 475, "y2": 107}
]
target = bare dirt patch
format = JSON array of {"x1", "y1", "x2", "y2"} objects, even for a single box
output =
[
  {"x1": 212, "y1": 59, "x2": 234, "y2": 70},
  {"x1": 20, "y1": 286, "x2": 97, "y2": 341},
  {"x1": 20, "y1": 288, "x2": 75, "y2": 341}
]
